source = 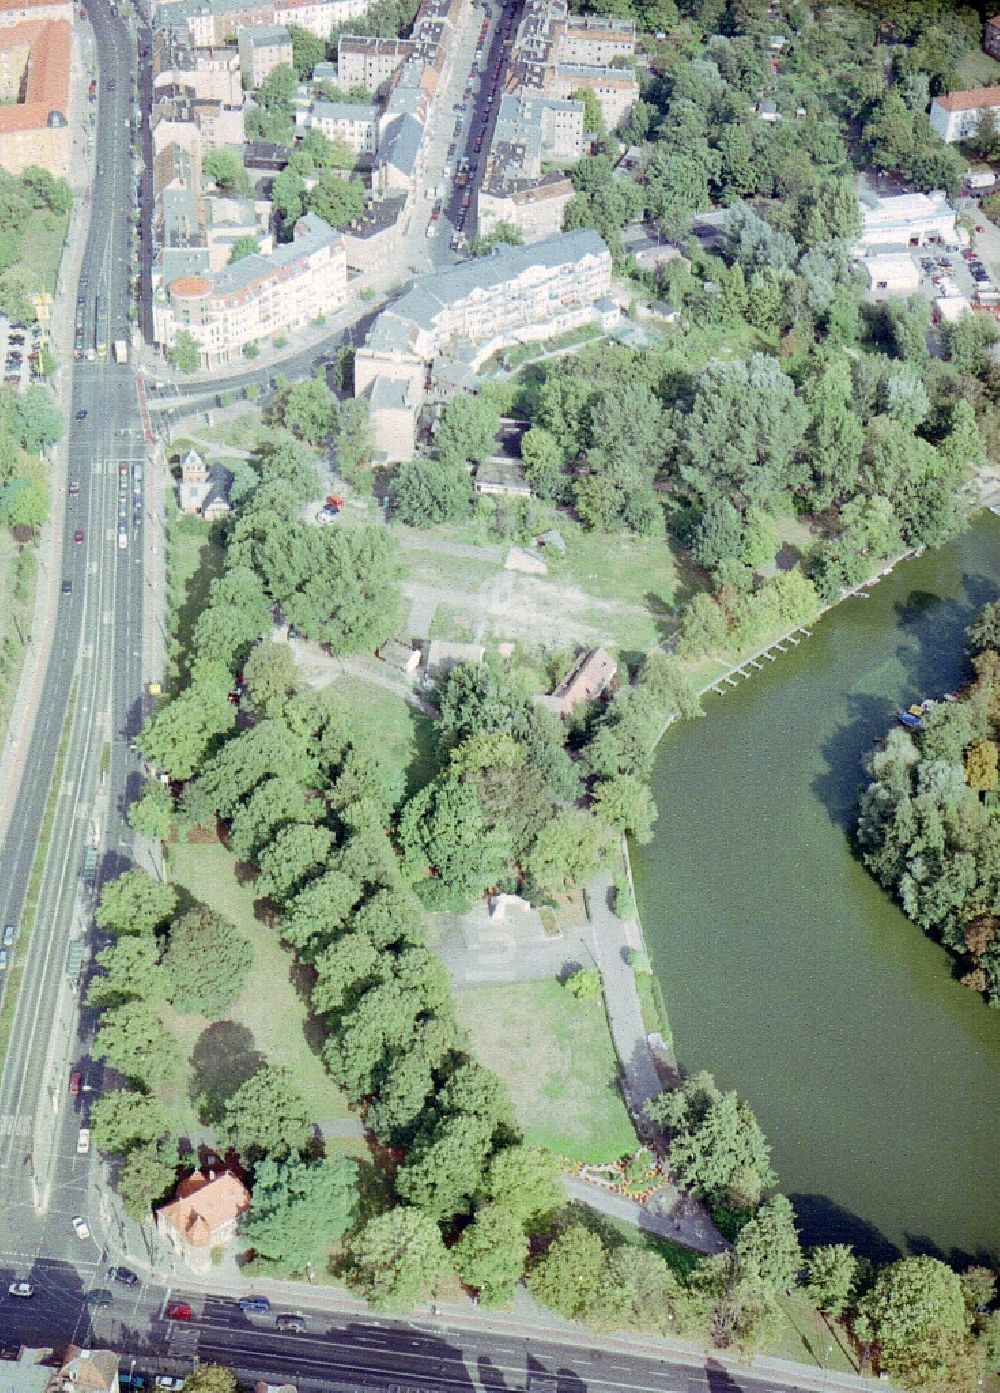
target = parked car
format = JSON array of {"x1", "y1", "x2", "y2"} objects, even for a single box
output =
[
  {"x1": 85, "y1": 1288, "x2": 113, "y2": 1307},
  {"x1": 71, "y1": 1215, "x2": 90, "y2": 1240},
  {"x1": 0, "y1": 950, "x2": 8, "y2": 972},
  {"x1": 165, "y1": 1302, "x2": 192, "y2": 1321},
  {"x1": 76, "y1": 409, "x2": 87, "y2": 421},
  {"x1": 61, "y1": 580, "x2": 73, "y2": 595},
  {"x1": 68, "y1": 480, "x2": 80, "y2": 496},
  {"x1": 155, "y1": 1379, "x2": 184, "y2": 1391},
  {"x1": 276, "y1": 1313, "x2": 307, "y2": 1334},
  {"x1": 2, "y1": 924, "x2": 13, "y2": 947},
  {"x1": 7, "y1": 1281, "x2": 33, "y2": 1298},
  {"x1": 74, "y1": 529, "x2": 84, "y2": 543},
  {"x1": 109, "y1": 1266, "x2": 139, "y2": 1285},
  {"x1": 77, "y1": 1128, "x2": 90, "y2": 1155},
  {"x1": 238, "y1": 1296, "x2": 271, "y2": 1314}
]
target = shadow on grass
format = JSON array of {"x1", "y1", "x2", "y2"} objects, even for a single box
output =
[{"x1": 189, "y1": 1020, "x2": 265, "y2": 1125}]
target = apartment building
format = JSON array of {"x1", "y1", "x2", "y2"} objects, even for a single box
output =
[
  {"x1": 296, "y1": 97, "x2": 378, "y2": 153},
  {"x1": 0, "y1": 0, "x2": 71, "y2": 26},
  {"x1": 984, "y1": 15, "x2": 1000, "y2": 60},
  {"x1": 238, "y1": 22, "x2": 291, "y2": 87},
  {"x1": 154, "y1": 211, "x2": 348, "y2": 366},
  {"x1": 929, "y1": 86, "x2": 1000, "y2": 143},
  {"x1": 356, "y1": 230, "x2": 613, "y2": 459},
  {"x1": 0, "y1": 16, "x2": 70, "y2": 176},
  {"x1": 476, "y1": 91, "x2": 579, "y2": 243},
  {"x1": 152, "y1": 32, "x2": 244, "y2": 104},
  {"x1": 491, "y1": 89, "x2": 583, "y2": 166},
  {"x1": 509, "y1": 0, "x2": 637, "y2": 129},
  {"x1": 477, "y1": 171, "x2": 574, "y2": 243},
  {"x1": 203, "y1": 193, "x2": 271, "y2": 267},
  {"x1": 157, "y1": 0, "x2": 369, "y2": 46},
  {"x1": 336, "y1": 34, "x2": 415, "y2": 94}
]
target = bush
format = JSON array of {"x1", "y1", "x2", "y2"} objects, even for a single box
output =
[{"x1": 564, "y1": 967, "x2": 602, "y2": 1000}]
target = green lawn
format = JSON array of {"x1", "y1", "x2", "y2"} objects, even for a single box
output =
[
  {"x1": 334, "y1": 675, "x2": 438, "y2": 798},
  {"x1": 164, "y1": 509, "x2": 224, "y2": 683},
  {"x1": 0, "y1": 538, "x2": 36, "y2": 745},
  {"x1": 454, "y1": 979, "x2": 637, "y2": 1164},
  {"x1": 20, "y1": 207, "x2": 69, "y2": 295},
  {"x1": 774, "y1": 1298, "x2": 860, "y2": 1376},
  {"x1": 957, "y1": 47, "x2": 1000, "y2": 89},
  {"x1": 163, "y1": 839, "x2": 354, "y2": 1138}
]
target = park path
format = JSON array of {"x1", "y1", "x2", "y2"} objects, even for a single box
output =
[
  {"x1": 398, "y1": 532, "x2": 506, "y2": 564},
  {"x1": 561, "y1": 1175, "x2": 728, "y2": 1254},
  {"x1": 586, "y1": 869, "x2": 662, "y2": 1117}
]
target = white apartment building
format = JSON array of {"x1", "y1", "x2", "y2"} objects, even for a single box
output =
[
  {"x1": 552, "y1": 61, "x2": 639, "y2": 128},
  {"x1": 296, "y1": 97, "x2": 377, "y2": 153},
  {"x1": 154, "y1": 211, "x2": 347, "y2": 367},
  {"x1": 858, "y1": 191, "x2": 958, "y2": 249},
  {"x1": 356, "y1": 230, "x2": 613, "y2": 460},
  {"x1": 929, "y1": 86, "x2": 1000, "y2": 143},
  {"x1": 556, "y1": 14, "x2": 634, "y2": 66},
  {"x1": 336, "y1": 34, "x2": 415, "y2": 95},
  {"x1": 238, "y1": 23, "x2": 292, "y2": 88}
]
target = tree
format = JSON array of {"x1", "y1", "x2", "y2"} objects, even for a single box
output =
[
  {"x1": 182, "y1": 1368, "x2": 238, "y2": 1393},
  {"x1": 332, "y1": 396, "x2": 372, "y2": 473},
  {"x1": 169, "y1": 331, "x2": 201, "y2": 373},
  {"x1": 220, "y1": 1065, "x2": 313, "y2": 1160},
  {"x1": 528, "y1": 1225, "x2": 608, "y2": 1322},
  {"x1": 241, "y1": 1153, "x2": 358, "y2": 1271},
  {"x1": 520, "y1": 426, "x2": 567, "y2": 503},
  {"x1": 646, "y1": 1071, "x2": 776, "y2": 1210},
  {"x1": 128, "y1": 780, "x2": 174, "y2": 841},
  {"x1": 94, "y1": 1003, "x2": 178, "y2": 1087},
  {"x1": 692, "y1": 498, "x2": 743, "y2": 570},
  {"x1": 389, "y1": 458, "x2": 473, "y2": 526},
  {"x1": 718, "y1": 202, "x2": 795, "y2": 276},
  {"x1": 90, "y1": 1089, "x2": 170, "y2": 1155},
  {"x1": 271, "y1": 167, "x2": 307, "y2": 237},
  {"x1": 454, "y1": 1204, "x2": 529, "y2": 1304},
  {"x1": 435, "y1": 394, "x2": 500, "y2": 468},
  {"x1": 119, "y1": 1138, "x2": 179, "y2": 1220},
  {"x1": 485, "y1": 1142, "x2": 562, "y2": 1220},
  {"x1": 284, "y1": 525, "x2": 401, "y2": 655},
  {"x1": 12, "y1": 384, "x2": 62, "y2": 453},
  {"x1": 306, "y1": 174, "x2": 365, "y2": 229},
  {"x1": 854, "y1": 1256, "x2": 970, "y2": 1386},
  {"x1": 399, "y1": 774, "x2": 510, "y2": 903},
  {"x1": 468, "y1": 222, "x2": 523, "y2": 256},
  {"x1": 592, "y1": 774, "x2": 659, "y2": 843},
  {"x1": 803, "y1": 1244, "x2": 859, "y2": 1317},
  {"x1": 288, "y1": 23, "x2": 325, "y2": 78},
  {"x1": 229, "y1": 235, "x2": 259, "y2": 264},
  {"x1": 396, "y1": 1111, "x2": 494, "y2": 1220},
  {"x1": 348, "y1": 1207, "x2": 451, "y2": 1312},
  {"x1": 278, "y1": 376, "x2": 336, "y2": 443},
  {"x1": 137, "y1": 681, "x2": 236, "y2": 780},
  {"x1": 526, "y1": 809, "x2": 610, "y2": 901},
  {"x1": 256, "y1": 823, "x2": 335, "y2": 904},
  {"x1": 573, "y1": 86, "x2": 606, "y2": 136},
  {"x1": 163, "y1": 906, "x2": 254, "y2": 1018},
  {"x1": 965, "y1": 739, "x2": 998, "y2": 794},
  {"x1": 96, "y1": 871, "x2": 177, "y2": 937},
  {"x1": 564, "y1": 966, "x2": 602, "y2": 1000},
  {"x1": 734, "y1": 1195, "x2": 801, "y2": 1294},
  {"x1": 242, "y1": 641, "x2": 300, "y2": 718},
  {"x1": 87, "y1": 935, "x2": 162, "y2": 1009},
  {"x1": 203, "y1": 148, "x2": 251, "y2": 196},
  {"x1": 0, "y1": 476, "x2": 49, "y2": 528}
]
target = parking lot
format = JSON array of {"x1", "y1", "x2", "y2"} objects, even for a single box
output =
[{"x1": 0, "y1": 316, "x2": 40, "y2": 390}]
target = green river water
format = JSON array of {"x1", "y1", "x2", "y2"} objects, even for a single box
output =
[{"x1": 632, "y1": 514, "x2": 1000, "y2": 1266}]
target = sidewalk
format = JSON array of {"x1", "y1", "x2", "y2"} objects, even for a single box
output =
[{"x1": 0, "y1": 19, "x2": 96, "y2": 845}]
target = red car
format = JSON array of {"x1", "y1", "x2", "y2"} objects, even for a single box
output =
[
  {"x1": 976, "y1": 224, "x2": 985, "y2": 232},
  {"x1": 165, "y1": 1302, "x2": 192, "y2": 1321},
  {"x1": 69, "y1": 1070, "x2": 82, "y2": 1095},
  {"x1": 73, "y1": 529, "x2": 84, "y2": 543}
]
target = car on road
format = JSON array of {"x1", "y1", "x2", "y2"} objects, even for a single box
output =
[
  {"x1": 0, "y1": 950, "x2": 8, "y2": 972},
  {"x1": 275, "y1": 1313, "x2": 306, "y2": 1333},
  {"x1": 71, "y1": 1215, "x2": 90, "y2": 1240},
  {"x1": 68, "y1": 480, "x2": 80, "y2": 496},
  {"x1": 77, "y1": 1127, "x2": 90, "y2": 1155},
  {"x1": 165, "y1": 1302, "x2": 192, "y2": 1321},
  {"x1": 61, "y1": 580, "x2": 72, "y2": 595},
  {"x1": 74, "y1": 529, "x2": 84, "y2": 543},
  {"x1": 7, "y1": 1281, "x2": 33, "y2": 1298},
  {"x1": 109, "y1": 1266, "x2": 139, "y2": 1285},
  {"x1": 2, "y1": 924, "x2": 13, "y2": 947},
  {"x1": 154, "y1": 1379, "x2": 183, "y2": 1391},
  {"x1": 75, "y1": 409, "x2": 87, "y2": 421},
  {"x1": 237, "y1": 1296, "x2": 271, "y2": 1314},
  {"x1": 85, "y1": 1288, "x2": 113, "y2": 1307}
]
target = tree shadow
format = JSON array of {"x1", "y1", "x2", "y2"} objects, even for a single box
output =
[
  {"x1": 903, "y1": 1229, "x2": 1000, "y2": 1275},
  {"x1": 704, "y1": 1358, "x2": 744, "y2": 1393},
  {"x1": 642, "y1": 592, "x2": 676, "y2": 645},
  {"x1": 189, "y1": 1021, "x2": 265, "y2": 1126},
  {"x1": 788, "y1": 1192, "x2": 900, "y2": 1266}
]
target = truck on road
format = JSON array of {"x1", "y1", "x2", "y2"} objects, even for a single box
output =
[{"x1": 113, "y1": 339, "x2": 127, "y2": 364}]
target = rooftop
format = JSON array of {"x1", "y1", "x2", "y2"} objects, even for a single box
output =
[
  {"x1": 932, "y1": 85, "x2": 1000, "y2": 112},
  {"x1": 0, "y1": 17, "x2": 70, "y2": 134},
  {"x1": 156, "y1": 1169, "x2": 250, "y2": 1246},
  {"x1": 239, "y1": 23, "x2": 290, "y2": 46}
]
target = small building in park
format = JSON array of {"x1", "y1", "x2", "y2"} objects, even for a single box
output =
[{"x1": 155, "y1": 1168, "x2": 250, "y2": 1272}]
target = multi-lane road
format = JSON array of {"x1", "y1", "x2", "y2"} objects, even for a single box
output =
[{"x1": 0, "y1": 3, "x2": 871, "y2": 1390}]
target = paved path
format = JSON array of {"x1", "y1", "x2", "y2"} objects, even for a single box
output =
[
  {"x1": 398, "y1": 532, "x2": 506, "y2": 564},
  {"x1": 587, "y1": 869, "x2": 662, "y2": 1119},
  {"x1": 562, "y1": 1175, "x2": 728, "y2": 1254}
]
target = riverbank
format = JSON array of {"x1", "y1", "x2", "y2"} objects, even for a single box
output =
[{"x1": 632, "y1": 513, "x2": 1000, "y2": 1259}]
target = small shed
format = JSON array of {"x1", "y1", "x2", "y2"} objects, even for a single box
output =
[
  {"x1": 425, "y1": 641, "x2": 485, "y2": 682},
  {"x1": 378, "y1": 638, "x2": 420, "y2": 674},
  {"x1": 550, "y1": 647, "x2": 617, "y2": 717},
  {"x1": 474, "y1": 461, "x2": 533, "y2": 498},
  {"x1": 863, "y1": 253, "x2": 919, "y2": 294}
]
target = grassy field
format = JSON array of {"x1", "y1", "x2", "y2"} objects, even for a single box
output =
[
  {"x1": 163, "y1": 839, "x2": 354, "y2": 1140},
  {"x1": 20, "y1": 208, "x2": 69, "y2": 295},
  {"x1": 454, "y1": 979, "x2": 637, "y2": 1164},
  {"x1": 0, "y1": 538, "x2": 36, "y2": 745},
  {"x1": 775, "y1": 1297, "x2": 860, "y2": 1376},
  {"x1": 164, "y1": 509, "x2": 225, "y2": 683},
  {"x1": 332, "y1": 675, "x2": 438, "y2": 799},
  {"x1": 957, "y1": 47, "x2": 1000, "y2": 89}
]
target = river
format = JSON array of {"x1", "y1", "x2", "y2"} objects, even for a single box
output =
[{"x1": 633, "y1": 514, "x2": 1000, "y2": 1265}]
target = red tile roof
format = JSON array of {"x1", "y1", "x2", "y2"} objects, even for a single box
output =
[
  {"x1": 0, "y1": 18, "x2": 70, "y2": 134},
  {"x1": 934, "y1": 85, "x2": 1000, "y2": 112}
]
